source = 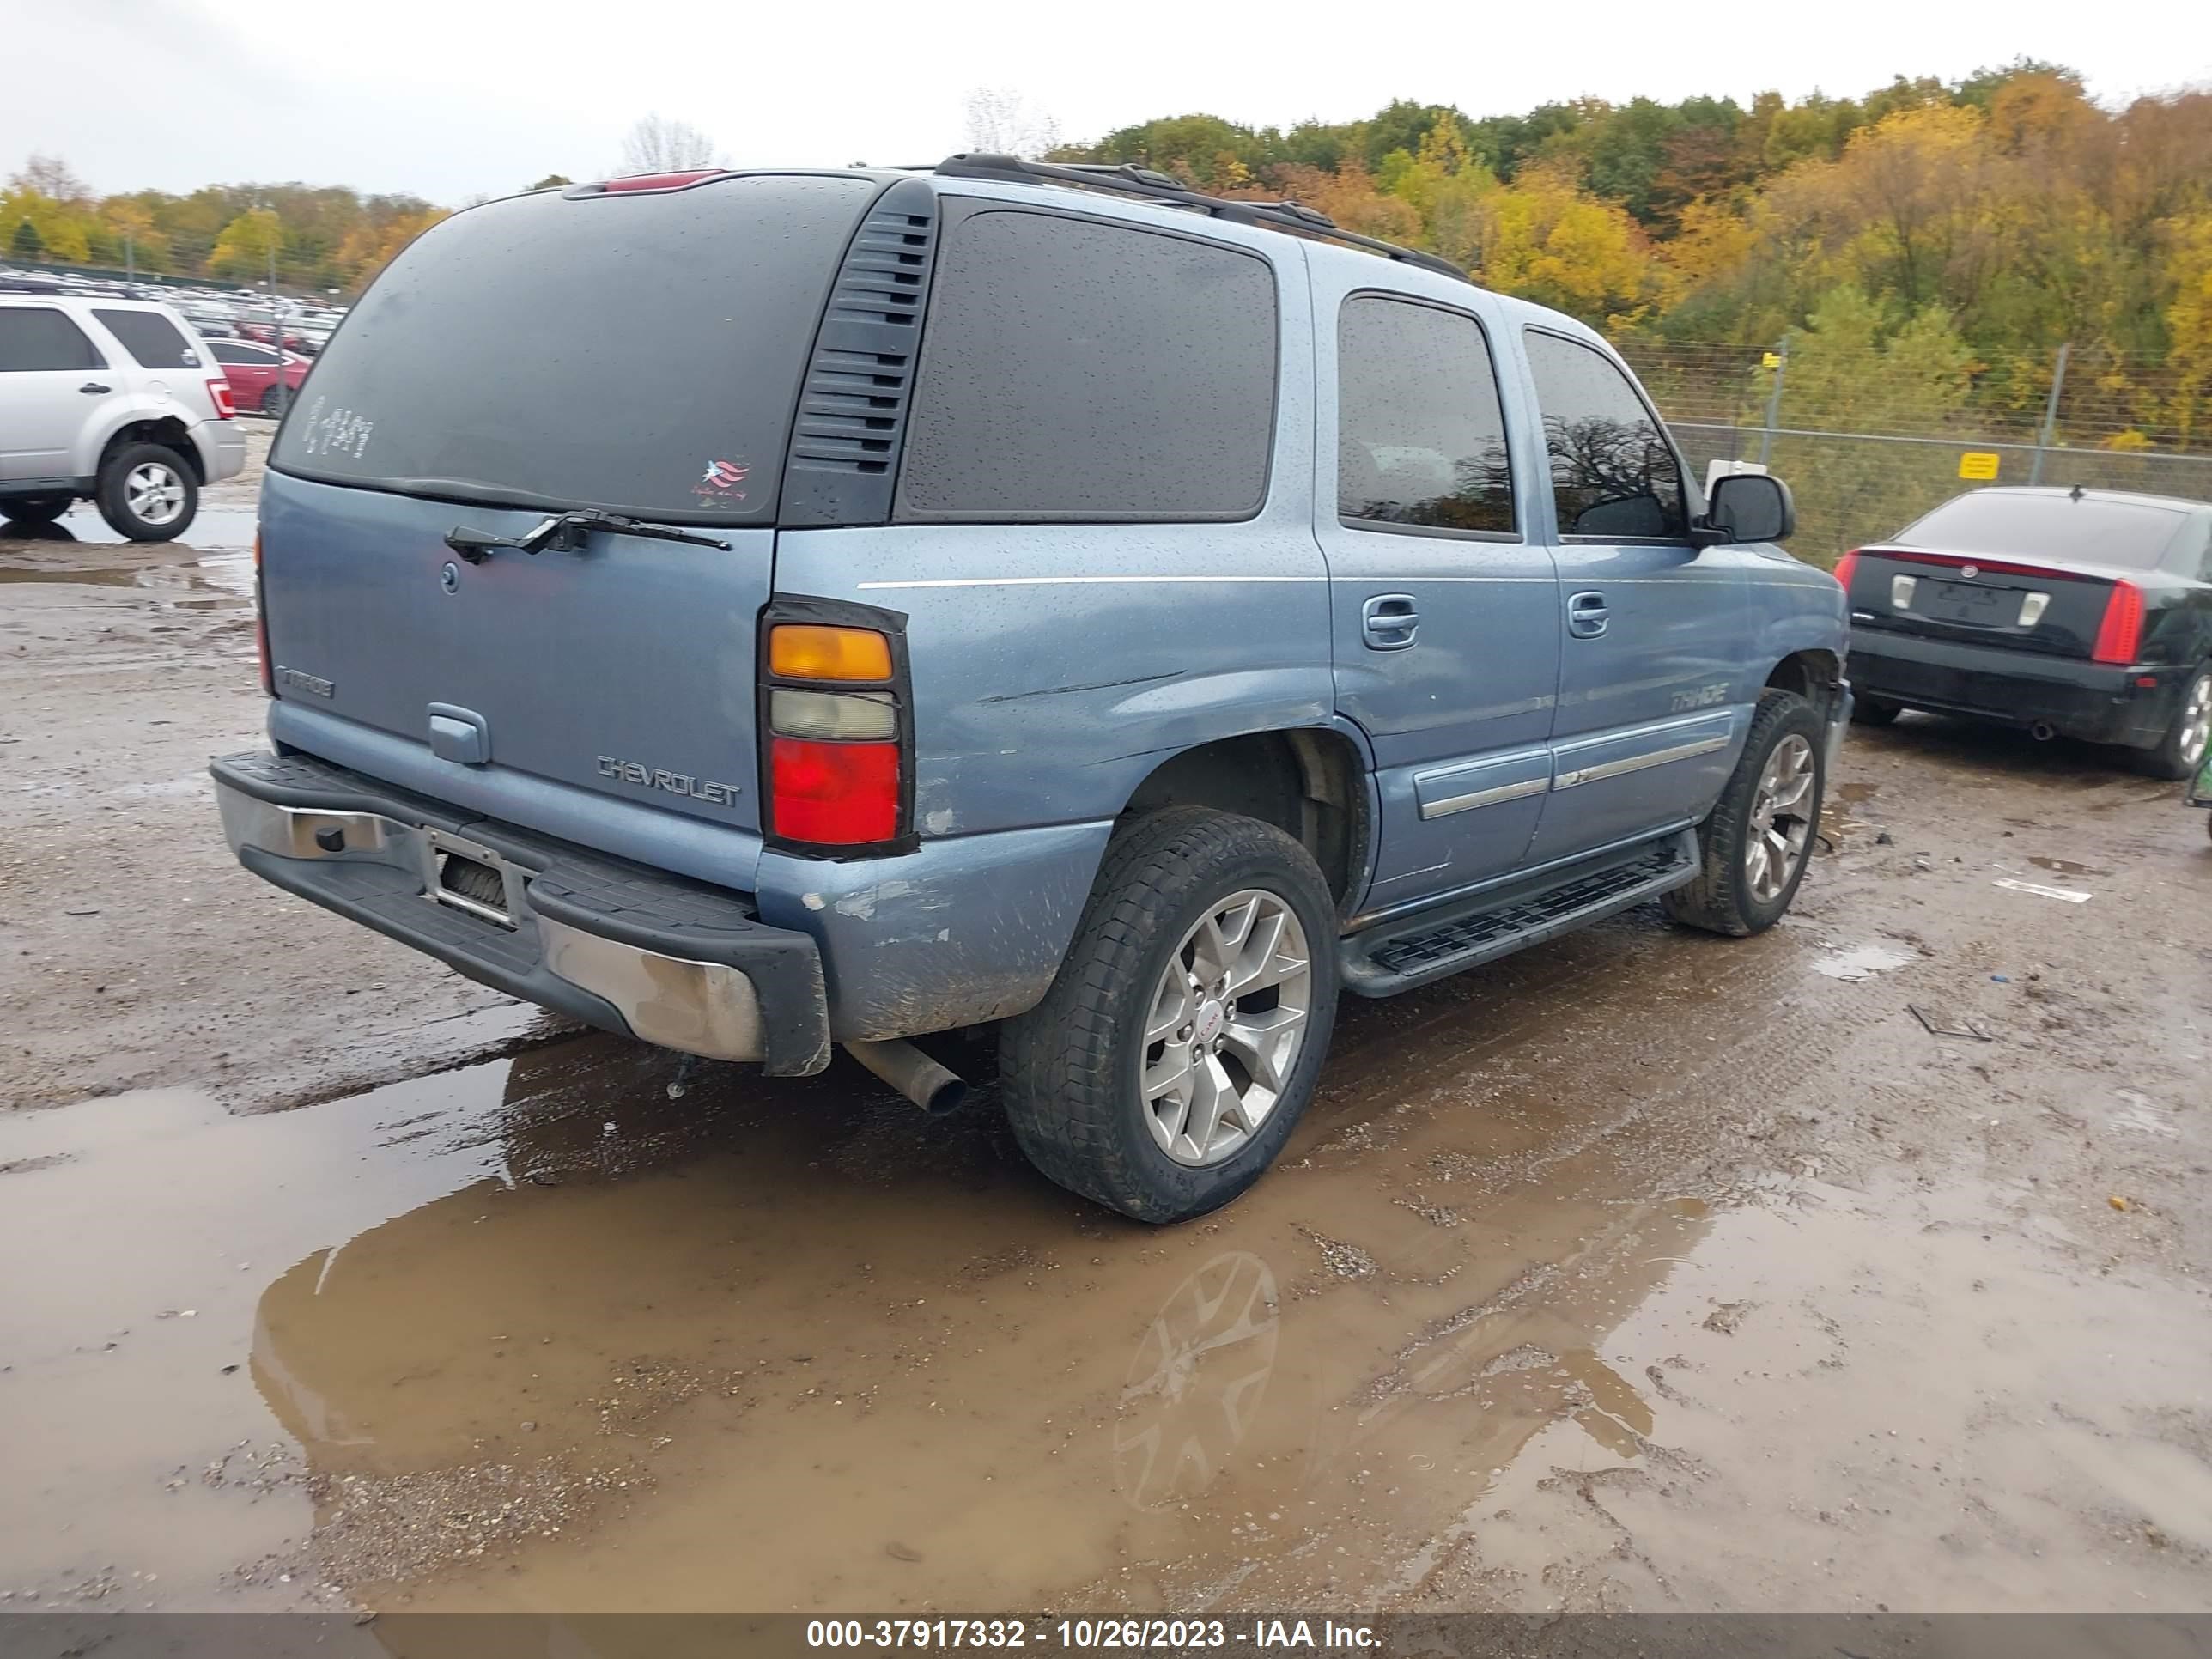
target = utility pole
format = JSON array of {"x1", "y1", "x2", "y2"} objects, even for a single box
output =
[
  {"x1": 1758, "y1": 334, "x2": 1790, "y2": 467},
  {"x1": 2029, "y1": 343, "x2": 2070, "y2": 487}
]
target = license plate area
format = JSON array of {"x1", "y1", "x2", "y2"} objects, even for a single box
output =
[
  {"x1": 1921, "y1": 580, "x2": 2010, "y2": 625},
  {"x1": 420, "y1": 827, "x2": 517, "y2": 929}
]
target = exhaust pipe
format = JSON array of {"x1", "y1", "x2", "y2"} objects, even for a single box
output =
[
  {"x1": 2029, "y1": 720, "x2": 2057, "y2": 742},
  {"x1": 845, "y1": 1038, "x2": 969, "y2": 1116}
]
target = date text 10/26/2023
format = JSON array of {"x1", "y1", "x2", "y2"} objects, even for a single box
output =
[{"x1": 805, "y1": 1620, "x2": 1378, "y2": 1650}]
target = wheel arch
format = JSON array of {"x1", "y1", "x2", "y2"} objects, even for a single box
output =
[
  {"x1": 1118, "y1": 726, "x2": 1373, "y2": 915},
  {"x1": 1764, "y1": 648, "x2": 1844, "y2": 720},
  {"x1": 97, "y1": 416, "x2": 206, "y2": 483}
]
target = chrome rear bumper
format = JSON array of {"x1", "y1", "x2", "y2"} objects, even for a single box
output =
[{"x1": 212, "y1": 752, "x2": 830, "y2": 1073}]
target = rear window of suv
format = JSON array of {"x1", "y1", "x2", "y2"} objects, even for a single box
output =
[
  {"x1": 895, "y1": 210, "x2": 1278, "y2": 521},
  {"x1": 270, "y1": 173, "x2": 878, "y2": 523},
  {"x1": 94, "y1": 308, "x2": 201, "y2": 369},
  {"x1": 1898, "y1": 492, "x2": 2188, "y2": 571}
]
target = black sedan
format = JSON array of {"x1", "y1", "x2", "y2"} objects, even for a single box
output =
[{"x1": 1839, "y1": 486, "x2": 2212, "y2": 778}]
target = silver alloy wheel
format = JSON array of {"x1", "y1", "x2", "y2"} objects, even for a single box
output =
[
  {"x1": 125, "y1": 461, "x2": 185, "y2": 526},
  {"x1": 2179, "y1": 672, "x2": 2212, "y2": 767},
  {"x1": 1140, "y1": 889, "x2": 1312, "y2": 1168},
  {"x1": 1745, "y1": 732, "x2": 1816, "y2": 905}
]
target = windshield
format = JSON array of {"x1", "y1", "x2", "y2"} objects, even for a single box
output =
[
  {"x1": 1898, "y1": 492, "x2": 2187, "y2": 571},
  {"x1": 271, "y1": 173, "x2": 878, "y2": 524}
]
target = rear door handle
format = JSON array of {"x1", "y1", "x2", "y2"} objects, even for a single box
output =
[
  {"x1": 1361, "y1": 593, "x2": 1419, "y2": 650},
  {"x1": 79, "y1": 381, "x2": 111, "y2": 394},
  {"x1": 1567, "y1": 591, "x2": 1609, "y2": 638}
]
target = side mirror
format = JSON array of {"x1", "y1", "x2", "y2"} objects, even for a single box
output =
[{"x1": 1701, "y1": 472, "x2": 1796, "y2": 544}]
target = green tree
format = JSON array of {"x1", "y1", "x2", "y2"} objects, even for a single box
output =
[
  {"x1": 9, "y1": 216, "x2": 46, "y2": 260},
  {"x1": 210, "y1": 207, "x2": 283, "y2": 282},
  {"x1": 1760, "y1": 288, "x2": 1980, "y2": 562}
]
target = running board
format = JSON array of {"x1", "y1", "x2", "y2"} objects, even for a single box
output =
[{"x1": 1340, "y1": 830, "x2": 1699, "y2": 998}]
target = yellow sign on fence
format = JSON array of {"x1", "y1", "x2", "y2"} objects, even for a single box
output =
[{"x1": 1958, "y1": 452, "x2": 2002, "y2": 480}]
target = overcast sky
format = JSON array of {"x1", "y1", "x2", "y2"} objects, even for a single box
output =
[{"x1": 8, "y1": 0, "x2": 2209, "y2": 204}]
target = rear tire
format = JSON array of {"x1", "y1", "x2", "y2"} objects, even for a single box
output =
[
  {"x1": 94, "y1": 443, "x2": 197, "y2": 543},
  {"x1": 999, "y1": 807, "x2": 1340, "y2": 1224},
  {"x1": 1664, "y1": 690, "x2": 1826, "y2": 938},
  {"x1": 1852, "y1": 696, "x2": 1901, "y2": 727},
  {"x1": 2133, "y1": 665, "x2": 2211, "y2": 781},
  {"x1": 2, "y1": 493, "x2": 73, "y2": 526}
]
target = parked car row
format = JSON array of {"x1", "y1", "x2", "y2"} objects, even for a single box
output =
[{"x1": 0, "y1": 264, "x2": 345, "y2": 356}]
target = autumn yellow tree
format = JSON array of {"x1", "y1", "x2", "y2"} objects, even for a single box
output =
[
  {"x1": 2162, "y1": 216, "x2": 2212, "y2": 450},
  {"x1": 3, "y1": 155, "x2": 96, "y2": 262},
  {"x1": 210, "y1": 207, "x2": 283, "y2": 281},
  {"x1": 100, "y1": 199, "x2": 168, "y2": 271},
  {"x1": 334, "y1": 209, "x2": 447, "y2": 288},
  {"x1": 1472, "y1": 162, "x2": 1657, "y2": 328}
]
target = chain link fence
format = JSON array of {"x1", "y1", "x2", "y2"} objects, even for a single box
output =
[{"x1": 1625, "y1": 340, "x2": 2212, "y2": 569}]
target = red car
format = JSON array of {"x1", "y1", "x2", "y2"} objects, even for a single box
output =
[{"x1": 205, "y1": 337, "x2": 311, "y2": 414}]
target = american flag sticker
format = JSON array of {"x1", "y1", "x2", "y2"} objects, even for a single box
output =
[{"x1": 694, "y1": 458, "x2": 750, "y2": 499}]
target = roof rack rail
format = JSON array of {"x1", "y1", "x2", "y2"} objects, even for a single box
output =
[{"x1": 931, "y1": 153, "x2": 1471, "y2": 284}]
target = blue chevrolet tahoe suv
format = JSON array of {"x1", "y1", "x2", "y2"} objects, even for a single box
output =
[{"x1": 212, "y1": 156, "x2": 1850, "y2": 1222}]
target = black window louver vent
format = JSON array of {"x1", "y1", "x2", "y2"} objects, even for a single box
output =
[{"x1": 778, "y1": 176, "x2": 939, "y2": 526}]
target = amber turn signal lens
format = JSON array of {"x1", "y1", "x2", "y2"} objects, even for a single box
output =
[{"x1": 769, "y1": 624, "x2": 892, "y2": 683}]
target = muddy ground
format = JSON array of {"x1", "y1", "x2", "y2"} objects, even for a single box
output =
[{"x1": 3, "y1": 471, "x2": 2209, "y2": 1622}]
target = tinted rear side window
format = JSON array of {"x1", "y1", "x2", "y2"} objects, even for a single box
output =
[
  {"x1": 271, "y1": 173, "x2": 878, "y2": 522},
  {"x1": 1524, "y1": 329, "x2": 1686, "y2": 540},
  {"x1": 94, "y1": 308, "x2": 199, "y2": 369},
  {"x1": 1338, "y1": 295, "x2": 1515, "y2": 537},
  {"x1": 1898, "y1": 493, "x2": 2188, "y2": 571},
  {"x1": 896, "y1": 210, "x2": 1276, "y2": 521},
  {"x1": 0, "y1": 307, "x2": 105, "y2": 372}
]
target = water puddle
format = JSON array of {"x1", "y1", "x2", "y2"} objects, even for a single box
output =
[
  {"x1": 8, "y1": 914, "x2": 2205, "y2": 1619},
  {"x1": 0, "y1": 930, "x2": 1784, "y2": 1614},
  {"x1": 0, "y1": 546, "x2": 255, "y2": 608},
  {"x1": 0, "y1": 564, "x2": 144, "y2": 586},
  {"x1": 0, "y1": 507, "x2": 258, "y2": 555}
]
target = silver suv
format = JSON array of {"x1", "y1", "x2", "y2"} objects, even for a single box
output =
[{"x1": 0, "y1": 289, "x2": 246, "y2": 540}]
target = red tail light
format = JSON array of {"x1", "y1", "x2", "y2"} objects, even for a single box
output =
[
  {"x1": 207, "y1": 379, "x2": 235, "y2": 420},
  {"x1": 1832, "y1": 549, "x2": 1860, "y2": 592},
  {"x1": 2091, "y1": 580, "x2": 2145, "y2": 665},
  {"x1": 770, "y1": 738, "x2": 900, "y2": 844},
  {"x1": 252, "y1": 531, "x2": 272, "y2": 696}
]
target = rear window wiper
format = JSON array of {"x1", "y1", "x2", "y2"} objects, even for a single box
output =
[{"x1": 445, "y1": 508, "x2": 732, "y2": 562}]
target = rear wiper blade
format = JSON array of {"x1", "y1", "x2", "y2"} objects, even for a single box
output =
[{"x1": 444, "y1": 508, "x2": 732, "y2": 562}]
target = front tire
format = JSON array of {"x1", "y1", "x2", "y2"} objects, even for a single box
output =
[
  {"x1": 1000, "y1": 807, "x2": 1340, "y2": 1224},
  {"x1": 1664, "y1": 689, "x2": 1826, "y2": 938},
  {"x1": 262, "y1": 380, "x2": 291, "y2": 416},
  {"x1": 1851, "y1": 696, "x2": 1901, "y2": 727},
  {"x1": 2134, "y1": 665, "x2": 2211, "y2": 781},
  {"x1": 94, "y1": 443, "x2": 197, "y2": 543}
]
